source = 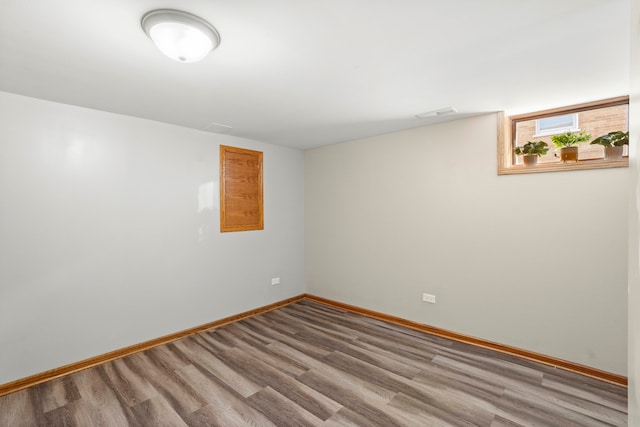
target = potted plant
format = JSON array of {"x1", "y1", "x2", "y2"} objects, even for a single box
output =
[
  {"x1": 514, "y1": 141, "x2": 549, "y2": 166},
  {"x1": 550, "y1": 130, "x2": 592, "y2": 163},
  {"x1": 590, "y1": 131, "x2": 629, "y2": 160}
]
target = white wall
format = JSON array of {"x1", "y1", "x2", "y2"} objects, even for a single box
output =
[
  {"x1": 0, "y1": 91, "x2": 305, "y2": 385},
  {"x1": 305, "y1": 113, "x2": 628, "y2": 375},
  {"x1": 628, "y1": 0, "x2": 639, "y2": 421}
]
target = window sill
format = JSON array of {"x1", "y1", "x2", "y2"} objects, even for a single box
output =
[{"x1": 498, "y1": 157, "x2": 629, "y2": 175}]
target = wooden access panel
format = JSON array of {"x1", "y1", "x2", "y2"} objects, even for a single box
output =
[{"x1": 220, "y1": 145, "x2": 264, "y2": 232}]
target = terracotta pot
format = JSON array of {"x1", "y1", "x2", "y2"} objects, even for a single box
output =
[
  {"x1": 604, "y1": 145, "x2": 624, "y2": 160},
  {"x1": 560, "y1": 146, "x2": 578, "y2": 163},
  {"x1": 522, "y1": 155, "x2": 538, "y2": 167}
]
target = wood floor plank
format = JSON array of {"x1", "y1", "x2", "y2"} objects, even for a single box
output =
[
  {"x1": 500, "y1": 387, "x2": 624, "y2": 427},
  {"x1": 432, "y1": 354, "x2": 544, "y2": 392},
  {"x1": 0, "y1": 389, "x2": 36, "y2": 427},
  {"x1": 172, "y1": 337, "x2": 262, "y2": 398},
  {"x1": 349, "y1": 337, "x2": 436, "y2": 372},
  {"x1": 220, "y1": 324, "x2": 309, "y2": 377},
  {"x1": 126, "y1": 350, "x2": 207, "y2": 419},
  {"x1": 351, "y1": 327, "x2": 441, "y2": 361},
  {"x1": 216, "y1": 346, "x2": 343, "y2": 420},
  {"x1": 129, "y1": 396, "x2": 188, "y2": 427},
  {"x1": 387, "y1": 391, "x2": 492, "y2": 426},
  {"x1": 0, "y1": 300, "x2": 627, "y2": 426},
  {"x1": 246, "y1": 386, "x2": 324, "y2": 426},
  {"x1": 295, "y1": 325, "x2": 423, "y2": 380},
  {"x1": 296, "y1": 370, "x2": 401, "y2": 425},
  {"x1": 269, "y1": 307, "x2": 361, "y2": 342},
  {"x1": 42, "y1": 404, "x2": 75, "y2": 427},
  {"x1": 412, "y1": 363, "x2": 506, "y2": 403},
  {"x1": 72, "y1": 365, "x2": 142, "y2": 426},
  {"x1": 34, "y1": 376, "x2": 80, "y2": 414},
  {"x1": 541, "y1": 374, "x2": 628, "y2": 412},
  {"x1": 436, "y1": 347, "x2": 546, "y2": 385},
  {"x1": 493, "y1": 388, "x2": 603, "y2": 427},
  {"x1": 98, "y1": 357, "x2": 157, "y2": 408},
  {"x1": 196, "y1": 330, "x2": 234, "y2": 354},
  {"x1": 527, "y1": 379, "x2": 626, "y2": 425},
  {"x1": 325, "y1": 350, "x2": 498, "y2": 426},
  {"x1": 176, "y1": 364, "x2": 277, "y2": 427},
  {"x1": 242, "y1": 316, "x2": 334, "y2": 359},
  {"x1": 490, "y1": 415, "x2": 525, "y2": 426},
  {"x1": 323, "y1": 407, "x2": 370, "y2": 427}
]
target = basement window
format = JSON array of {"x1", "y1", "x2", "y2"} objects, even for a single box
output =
[
  {"x1": 535, "y1": 113, "x2": 578, "y2": 136},
  {"x1": 498, "y1": 96, "x2": 629, "y2": 175}
]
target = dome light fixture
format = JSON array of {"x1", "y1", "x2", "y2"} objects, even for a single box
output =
[{"x1": 141, "y1": 9, "x2": 220, "y2": 63}]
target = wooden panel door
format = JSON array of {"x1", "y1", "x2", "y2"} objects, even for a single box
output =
[{"x1": 220, "y1": 145, "x2": 264, "y2": 232}]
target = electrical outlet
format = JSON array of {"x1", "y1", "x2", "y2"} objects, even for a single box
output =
[
  {"x1": 422, "y1": 293, "x2": 436, "y2": 304},
  {"x1": 271, "y1": 277, "x2": 281, "y2": 286}
]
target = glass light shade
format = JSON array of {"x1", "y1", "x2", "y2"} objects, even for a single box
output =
[{"x1": 142, "y1": 10, "x2": 220, "y2": 63}]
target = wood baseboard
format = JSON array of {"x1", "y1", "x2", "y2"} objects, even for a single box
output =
[
  {"x1": 0, "y1": 294, "x2": 305, "y2": 398},
  {"x1": 0, "y1": 292, "x2": 626, "y2": 398},
  {"x1": 303, "y1": 294, "x2": 627, "y2": 387}
]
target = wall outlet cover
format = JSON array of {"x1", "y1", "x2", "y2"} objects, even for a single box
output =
[{"x1": 422, "y1": 293, "x2": 436, "y2": 304}]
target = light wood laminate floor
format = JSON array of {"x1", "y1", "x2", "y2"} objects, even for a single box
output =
[{"x1": 0, "y1": 300, "x2": 628, "y2": 426}]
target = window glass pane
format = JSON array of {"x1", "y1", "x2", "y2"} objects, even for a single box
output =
[{"x1": 537, "y1": 114, "x2": 576, "y2": 132}]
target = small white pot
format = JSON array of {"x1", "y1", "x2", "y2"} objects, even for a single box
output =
[{"x1": 604, "y1": 145, "x2": 624, "y2": 160}]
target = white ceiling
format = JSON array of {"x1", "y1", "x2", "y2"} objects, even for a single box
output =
[{"x1": 0, "y1": 0, "x2": 631, "y2": 149}]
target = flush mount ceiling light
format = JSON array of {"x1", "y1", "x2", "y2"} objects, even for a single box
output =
[{"x1": 141, "y1": 9, "x2": 220, "y2": 63}]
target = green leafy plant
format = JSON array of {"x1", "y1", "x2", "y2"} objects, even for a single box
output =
[
  {"x1": 514, "y1": 141, "x2": 549, "y2": 157},
  {"x1": 590, "y1": 131, "x2": 629, "y2": 147},
  {"x1": 550, "y1": 130, "x2": 592, "y2": 148}
]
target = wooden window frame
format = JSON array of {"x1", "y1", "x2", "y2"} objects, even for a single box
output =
[
  {"x1": 498, "y1": 96, "x2": 629, "y2": 175},
  {"x1": 220, "y1": 145, "x2": 264, "y2": 232}
]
